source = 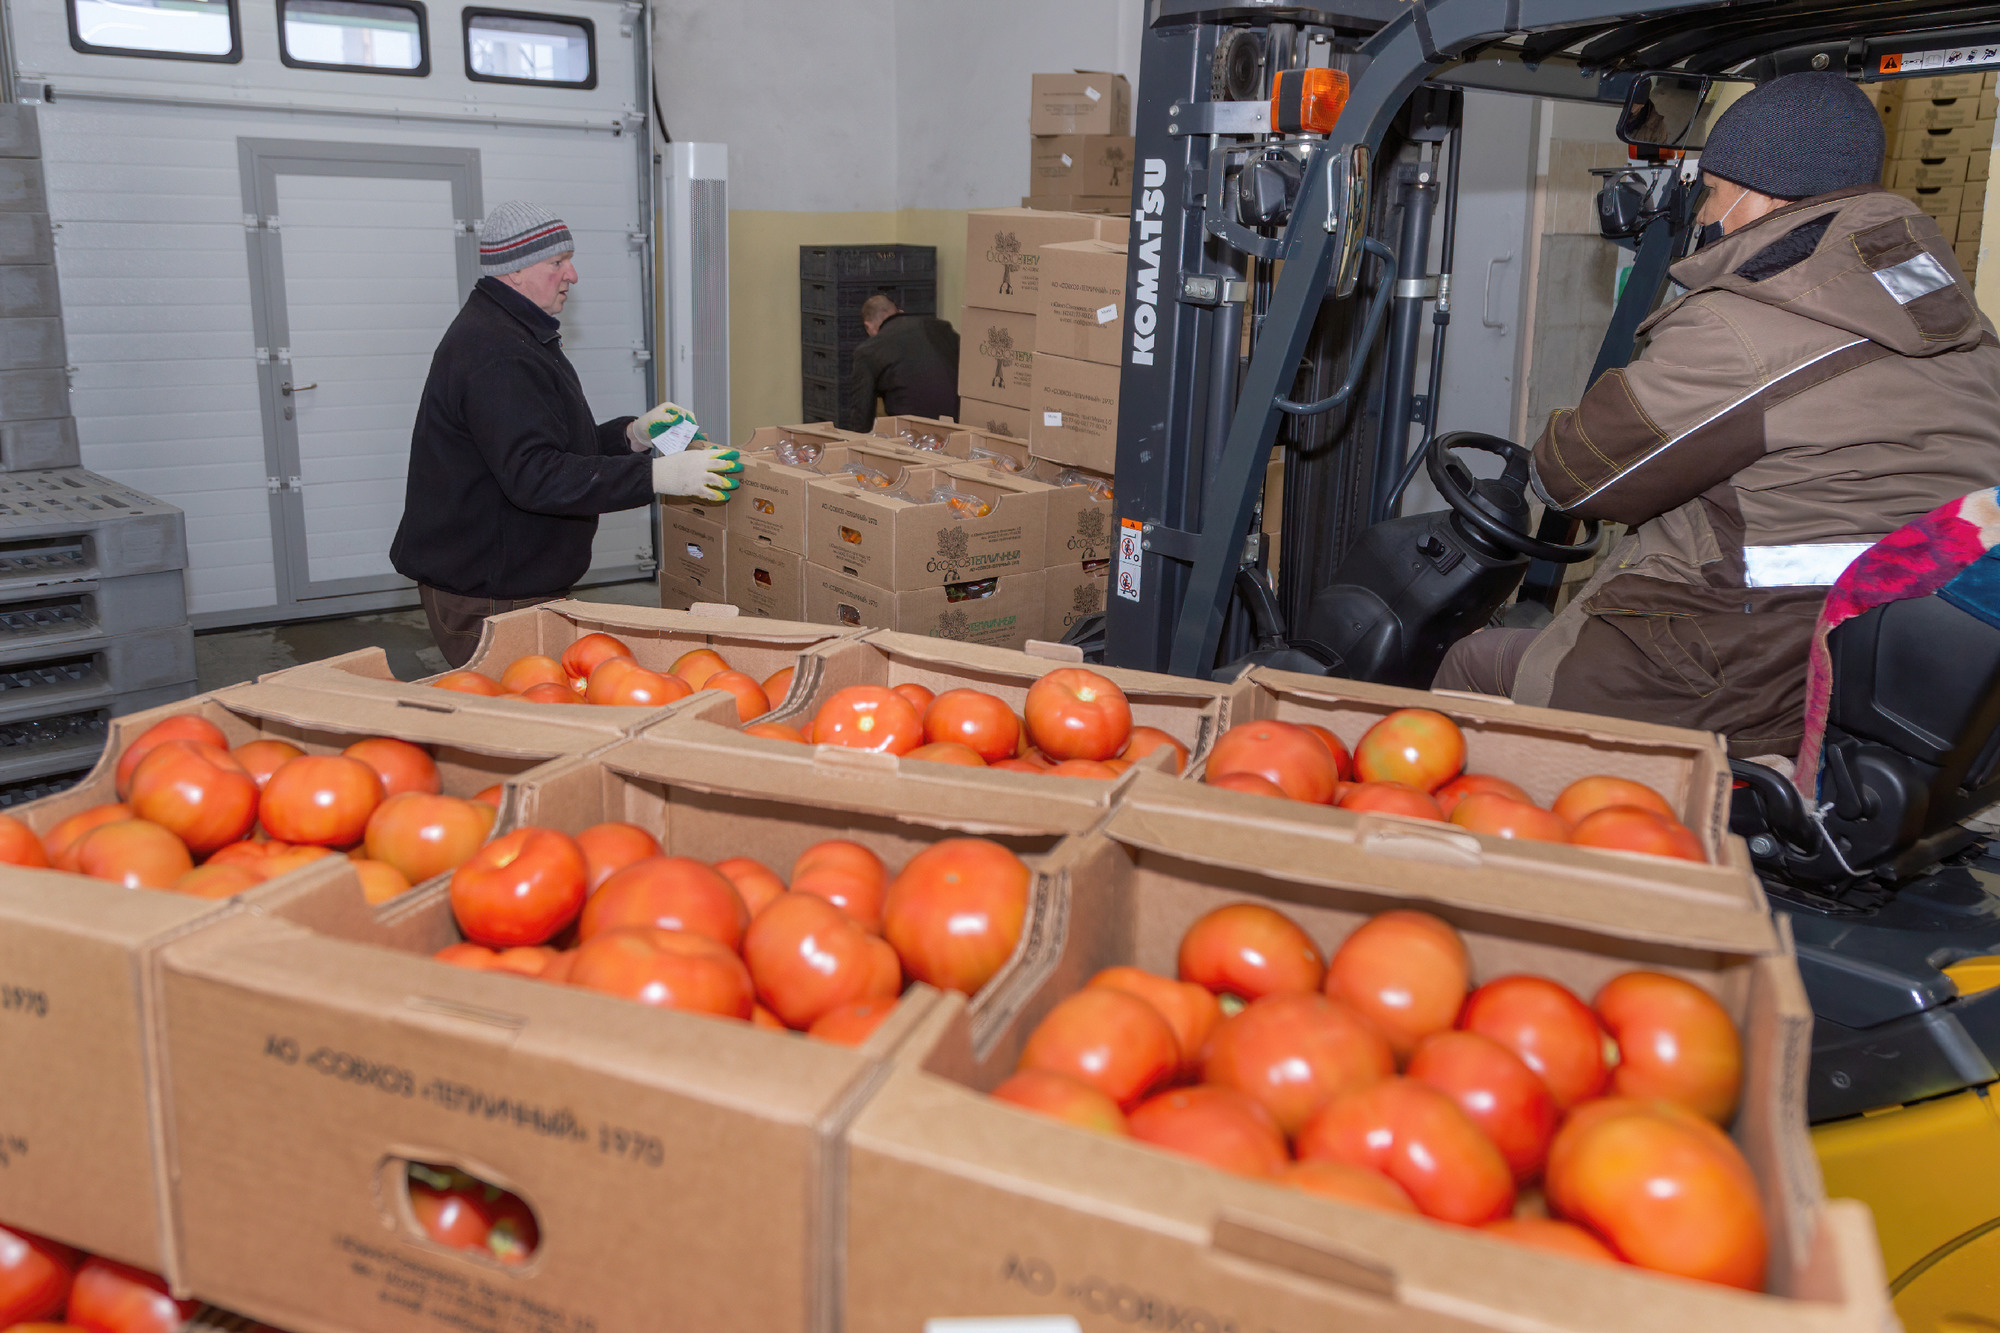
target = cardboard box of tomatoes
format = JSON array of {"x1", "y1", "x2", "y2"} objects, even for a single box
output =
[
  {"x1": 0, "y1": 681, "x2": 595, "y2": 1287},
  {"x1": 153, "y1": 731, "x2": 1112, "y2": 1333},
  {"x1": 841, "y1": 789, "x2": 1891, "y2": 1333}
]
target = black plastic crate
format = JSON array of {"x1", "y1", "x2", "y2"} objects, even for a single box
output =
[
  {"x1": 801, "y1": 278, "x2": 938, "y2": 316},
  {"x1": 802, "y1": 374, "x2": 840, "y2": 424},
  {"x1": 799, "y1": 244, "x2": 936, "y2": 282},
  {"x1": 800, "y1": 285, "x2": 941, "y2": 348},
  {"x1": 803, "y1": 343, "x2": 859, "y2": 384}
]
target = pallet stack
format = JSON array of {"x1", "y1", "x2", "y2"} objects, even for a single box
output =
[
  {"x1": 1871, "y1": 71, "x2": 1995, "y2": 278},
  {"x1": 797, "y1": 244, "x2": 937, "y2": 426},
  {"x1": 0, "y1": 104, "x2": 194, "y2": 807}
]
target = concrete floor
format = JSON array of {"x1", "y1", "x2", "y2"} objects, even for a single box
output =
[{"x1": 192, "y1": 580, "x2": 659, "y2": 692}]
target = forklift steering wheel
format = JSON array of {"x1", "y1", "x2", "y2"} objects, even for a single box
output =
[{"x1": 1426, "y1": 431, "x2": 1602, "y2": 564}]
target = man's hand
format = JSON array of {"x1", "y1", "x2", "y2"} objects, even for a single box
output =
[
  {"x1": 651, "y1": 448, "x2": 743, "y2": 503},
  {"x1": 628, "y1": 400, "x2": 705, "y2": 453}
]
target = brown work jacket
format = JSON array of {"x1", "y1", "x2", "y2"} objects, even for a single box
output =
[{"x1": 1516, "y1": 187, "x2": 2000, "y2": 757}]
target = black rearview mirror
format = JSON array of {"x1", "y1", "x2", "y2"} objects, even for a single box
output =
[{"x1": 1618, "y1": 72, "x2": 1713, "y2": 150}]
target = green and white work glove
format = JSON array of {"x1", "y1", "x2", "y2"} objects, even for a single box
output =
[
  {"x1": 628, "y1": 399, "x2": 707, "y2": 453},
  {"x1": 651, "y1": 448, "x2": 743, "y2": 503}
]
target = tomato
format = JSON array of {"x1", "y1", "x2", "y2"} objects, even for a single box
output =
[
  {"x1": 1019, "y1": 988, "x2": 1179, "y2": 1108},
  {"x1": 1595, "y1": 971, "x2": 1742, "y2": 1123},
  {"x1": 342, "y1": 737, "x2": 441, "y2": 799},
  {"x1": 449, "y1": 827, "x2": 588, "y2": 947},
  {"x1": 1448, "y1": 793, "x2": 1570, "y2": 844},
  {"x1": 793, "y1": 840, "x2": 888, "y2": 931},
  {"x1": 920, "y1": 689, "x2": 1020, "y2": 762},
  {"x1": 569, "y1": 926, "x2": 755, "y2": 1018},
  {"x1": 486, "y1": 1192, "x2": 540, "y2": 1265},
  {"x1": 751, "y1": 1003, "x2": 787, "y2": 1030},
  {"x1": 1015, "y1": 746, "x2": 1054, "y2": 770},
  {"x1": 75, "y1": 820, "x2": 192, "y2": 889},
  {"x1": 1481, "y1": 1216, "x2": 1621, "y2": 1263},
  {"x1": 1207, "y1": 771, "x2": 1287, "y2": 799},
  {"x1": 349, "y1": 858, "x2": 413, "y2": 905},
  {"x1": 540, "y1": 950, "x2": 577, "y2": 984},
  {"x1": 810, "y1": 685, "x2": 924, "y2": 754},
  {"x1": 714, "y1": 856, "x2": 787, "y2": 917},
  {"x1": 881, "y1": 838, "x2": 1030, "y2": 994},
  {"x1": 1048, "y1": 759, "x2": 1119, "y2": 779},
  {"x1": 172, "y1": 863, "x2": 263, "y2": 900},
  {"x1": 573, "y1": 821, "x2": 663, "y2": 893},
  {"x1": 43, "y1": 804, "x2": 133, "y2": 871},
  {"x1": 990, "y1": 1069, "x2": 1128, "y2": 1135},
  {"x1": 260, "y1": 844, "x2": 335, "y2": 878},
  {"x1": 1177, "y1": 902, "x2": 1325, "y2": 1001},
  {"x1": 1458, "y1": 975, "x2": 1609, "y2": 1109},
  {"x1": 471, "y1": 785, "x2": 503, "y2": 807},
  {"x1": 1336, "y1": 782, "x2": 1445, "y2": 821},
  {"x1": 0, "y1": 814, "x2": 48, "y2": 868},
  {"x1": 409, "y1": 1176, "x2": 493, "y2": 1251},
  {"x1": 1434, "y1": 773, "x2": 1530, "y2": 817},
  {"x1": 1127, "y1": 1085, "x2": 1288, "y2": 1178},
  {"x1": 1297, "y1": 724, "x2": 1353, "y2": 780},
  {"x1": 1281, "y1": 1160, "x2": 1418, "y2": 1213},
  {"x1": 1551, "y1": 775, "x2": 1676, "y2": 825},
  {"x1": 64, "y1": 1258, "x2": 197, "y2": 1333},
  {"x1": 0, "y1": 1224, "x2": 77, "y2": 1326},
  {"x1": 702, "y1": 670, "x2": 771, "y2": 722},
  {"x1": 904, "y1": 741, "x2": 987, "y2": 766},
  {"x1": 260, "y1": 754, "x2": 384, "y2": 847},
  {"x1": 230, "y1": 738, "x2": 305, "y2": 791},
  {"x1": 669, "y1": 648, "x2": 731, "y2": 690},
  {"x1": 1119, "y1": 725, "x2": 1188, "y2": 775},
  {"x1": 579, "y1": 856, "x2": 750, "y2": 950},
  {"x1": 434, "y1": 942, "x2": 499, "y2": 970},
  {"x1": 1202, "y1": 993, "x2": 1395, "y2": 1136},
  {"x1": 517, "y1": 681, "x2": 579, "y2": 704},
  {"x1": 1407, "y1": 1030, "x2": 1558, "y2": 1182},
  {"x1": 744, "y1": 721, "x2": 809, "y2": 744},
  {"x1": 431, "y1": 669, "x2": 507, "y2": 697},
  {"x1": 1206, "y1": 720, "x2": 1340, "y2": 803},
  {"x1": 561, "y1": 632, "x2": 633, "y2": 683},
  {"x1": 1545, "y1": 1099, "x2": 1766, "y2": 1288},
  {"x1": 744, "y1": 893, "x2": 894, "y2": 1028},
  {"x1": 1297, "y1": 1077, "x2": 1515, "y2": 1224},
  {"x1": 586, "y1": 657, "x2": 692, "y2": 707},
  {"x1": 128, "y1": 740, "x2": 258, "y2": 855},
  {"x1": 1324, "y1": 909, "x2": 1469, "y2": 1059},
  {"x1": 1024, "y1": 668, "x2": 1132, "y2": 762},
  {"x1": 489, "y1": 946, "x2": 557, "y2": 977},
  {"x1": 1569, "y1": 806, "x2": 1706, "y2": 862},
  {"x1": 498, "y1": 653, "x2": 568, "y2": 694},
  {"x1": 362, "y1": 792, "x2": 495, "y2": 885},
  {"x1": 1087, "y1": 966, "x2": 1222, "y2": 1077},
  {"x1": 114, "y1": 715, "x2": 229, "y2": 799},
  {"x1": 807, "y1": 997, "x2": 898, "y2": 1046},
  {"x1": 761, "y1": 666, "x2": 796, "y2": 705},
  {"x1": 1352, "y1": 709, "x2": 1466, "y2": 793},
  {"x1": 892, "y1": 682, "x2": 937, "y2": 715}
]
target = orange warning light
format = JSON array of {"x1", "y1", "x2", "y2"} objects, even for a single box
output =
[{"x1": 1271, "y1": 68, "x2": 1351, "y2": 136}]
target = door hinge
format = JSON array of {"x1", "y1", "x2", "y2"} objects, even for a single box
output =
[
  {"x1": 631, "y1": 344, "x2": 652, "y2": 365},
  {"x1": 264, "y1": 476, "x2": 300, "y2": 494},
  {"x1": 242, "y1": 214, "x2": 280, "y2": 232},
  {"x1": 627, "y1": 229, "x2": 648, "y2": 248},
  {"x1": 453, "y1": 219, "x2": 479, "y2": 235}
]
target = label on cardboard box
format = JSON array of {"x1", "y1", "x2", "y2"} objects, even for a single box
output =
[
  {"x1": 959, "y1": 306, "x2": 1038, "y2": 409},
  {"x1": 1030, "y1": 352, "x2": 1121, "y2": 474},
  {"x1": 965, "y1": 207, "x2": 1113, "y2": 314}
]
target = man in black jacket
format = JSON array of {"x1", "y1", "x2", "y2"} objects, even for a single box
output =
[
  {"x1": 391, "y1": 200, "x2": 741, "y2": 666},
  {"x1": 838, "y1": 295, "x2": 960, "y2": 432}
]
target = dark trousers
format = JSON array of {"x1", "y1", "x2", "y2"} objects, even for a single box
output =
[
  {"x1": 1431, "y1": 626, "x2": 1541, "y2": 698},
  {"x1": 418, "y1": 584, "x2": 563, "y2": 669}
]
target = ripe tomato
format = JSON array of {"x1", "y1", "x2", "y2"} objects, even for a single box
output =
[
  {"x1": 261, "y1": 844, "x2": 335, "y2": 877},
  {"x1": 1119, "y1": 725, "x2": 1189, "y2": 775},
  {"x1": 881, "y1": 838, "x2": 1030, "y2": 994},
  {"x1": 1481, "y1": 1216, "x2": 1620, "y2": 1263},
  {"x1": 1434, "y1": 773, "x2": 1530, "y2": 817},
  {"x1": 714, "y1": 856, "x2": 787, "y2": 917},
  {"x1": 579, "y1": 856, "x2": 750, "y2": 950},
  {"x1": 1019, "y1": 988, "x2": 1179, "y2": 1108},
  {"x1": 343, "y1": 737, "x2": 441, "y2": 799},
  {"x1": 409, "y1": 1176, "x2": 493, "y2": 1251},
  {"x1": 751, "y1": 1003, "x2": 786, "y2": 1030},
  {"x1": 471, "y1": 785, "x2": 502, "y2": 807},
  {"x1": 516, "y1": 682, "x2": 579, "y2": 705},
  {"x1": 744, "y1": 893, "x2": 892, "y2": 1028},
  {"x1": 449, "y1": 827, "x2": 588, "y2": 947},
  {"x1": 1297, "y1": 1077, "x2": 1515, "y2": 1224},
  {"x1": 0, "y1": 1224, "x2": 76, "y2": 1325},
  {"x1": 486, "y1": 1191, "x2": 540, "y2": 1265},
  {"x1": 1024, "y1": 668, "x2": 1132, "y2": 762},
  {"x1": 744, "y1": 721, "x2": 809, "y2": 744},
  {"x1": 761, "y1": 666, "x2": 796, "y2": 705},
  {"x1": 498, "y1": 653, "x2": 568, "y2": 694},
  {"x1": 792, "y1": 840, "x2": 888, "y2": 931},
  {"x1": 991, "y1": 1069, "x2": 1128, "y2": 1135},
  {"x1": 573, "y1": 821, "x2": 663, "y2": 893},
  {"x1": 114, "y1": 715, "x2": 230, "y2": 799},
  {"x1": 561, "y1": 632, "x2": 633, "y2": 683},
  {"x1": 230, "y1": 738, "x2": 305, "y2": 791},
  {"x1": 669, "y1": 648, "x2": 731, "y2": 690},
  {"x1": 808, "y1": 997, "x2": 898, "y2": 1046},
  {"x1": 1337, "y1": 782, "x2": 1445, "y2": 821},
  {"x1": 172, "y1": 863, "x2": 264, "y2": 900},
  {"x1": 1207, "y1": 771, "x2": 1287, "y2": 799},
  {"x1": 1450, "y1": 794, "x2": 1571, "y2": 845},
  {"x1": 64, "y1": 1257, "x2": 197, "y2": 1333},
  {"x1": 1297, "y1": 724, "x2": 1353, "y2": 780},
  {"x1": 1595, "y1": 971, "x2": 1743, "y2": 1123},
  {"x1": 75, "y1": 820, "x2": 192, "y2": 889},
  {"x1": 1206, "y1": 720, "x2": 1340, "y2": 803},
  {"x1": 1459, "y1": 975, "x2": 1609, "y2": 1109},
  {"x1": 569, "y1": 926, "x2": 755, "y2": 1018},
  {"x1": 489, "y1": 946, "x2": 557, "y2": 977},
  {"x1": 1177, "y1": 902, "x2": 1325, "y2": 1001},
  {"x1": 1407, "y1": 1030, "x2": 1558, "y2": 1182},
  {"x1": 1202, "y1": 993, "x2": 1395, "y2": 1136},
  {"x1": 586, "y1": 657, "x2": 692, "y2": 708},
  {"x1": 1352, "y1": 709, "x2": 1466, "y2": 793},
  {"x1": 1127, "y1": 1085, "x2": 1288, "y2": 1178},
  {"x1": 43, "y1": 803, "x2": 132, "y2": 871},
  {"x1": 0, "y1": 814, "x2": 49, "y2": 868},
  {"x1": 349, "y1": 858, "x2": 413, "y2": 905},
  {"x1": 128, "y1": 740, "x2": 258, "y2": 856},
  {"x1": 1569, "y1": 806, "x2": 1706, "y2": 862},
  {"x1": 260, "y1": 754, "x2": 383, "y2": 847},
  {"x1": 810, "y1": 685, "x2": 924, "y2": 754},
  {"x1": 703, "y1": 670, "x2": 771, "y2": 722},
  {"x1": 434, "y1": 942, "x2": 499, "y2": 970},
  {"x1": 362, "y1": 793, "x2": 494, "y2": 885},
  {"x1": 1545, "y1": 1099, "x2": 1766, "y2": 1288},
  {"x1": 1047, "y1": 758, "x2": 1119, "y2": 779},
  {"x1": 1281, "y1": 1160, "x2": 1418, "y2": 1213},
  {"x1": 431, "y1": 669, "x2": 507, "y2": 697},
  {"x1": 1324, "y1": 909, "x2": 1469, "y2": 1058},
  {"x1": 892, "y1": 682, "x2": 937, "y2": 715},
  {"x1": 904, "y1": 741, "x2": 987, "y2": 766},
  {"x1": 1552, "y1": 775, "x2": 1676, "y2": 825},
  {"x1": 1087, "y1": 966, "x2": 1222, "y2": 1077},
  {"x1": 922, "y1": 688, "x2": 1021, "y2": 762}
]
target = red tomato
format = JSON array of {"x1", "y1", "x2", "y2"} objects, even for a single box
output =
[
  {"x1": 1207, "y1": 770, "x2": 1287, "y2": 799},
  {"x1": 0, "y1": 814, "x2": 49, "y2": 868},
  {"x1": 904, "y1": 741, "x2": 987, "y2": 766},
  {"x1": 892, "y1": 682, "x2": 937, "y2": 715},
  {"x1": 714, "y1": 856, "x2": 787, "y2": 917},
  {"x1": 349, "y1": 858, "x2": 413, "y2": 906},
  {"x1": 172, "y1": 863, "x2": 264, "y2": 900},
  {"x1": 260, "y1": 844, "x2": 335, "y2": 878},
  {"x1": 670, "y1": 648, "x2": 730, "y2": 690},
  {"x1": 991, "y1": 1069, "x2": 1129, "y2": 1135},
  {"x1": 1024, "y1": 668, "x2": 1132, "y2": 762},
  {"x1": 1352, "y1": 709, "x2": 1466, "y2": 793},
  {"x1": 810, "y1": 685, "x2": 924, "y2": 754},
  {"x1": 793, "y1": 840, "x2": 888, "y2": 932},
  {"x1": 1407, "y1": 1030, "x2": 1559, "y2": 1182},
  {"x1": 1086, "y1": 966, "x2": 1222, "y2": 1077},
  {"x1": 1293, "y1": 723, "x2": 1352, "y2": 779},
  {"x1": 1569, "y1": 806, "x2": 1707, "y2": 862},
  {"x1": 574, "y1": 821, "x2": 663, "y2": 893},
  {"x1": 1019, "y1": 988, "x2": 1179, "y2": 1108},
  {"x1": 75, "y1": 820, "x2": 192, "y2": 889},
  {"x1": 1047, "y1": 759, "x2": 1119, "y2": 780},
  {"x1": 1434, "y1": 773, "x2": 1530, "y2": 817},
  {"x1": 128, "y1": 740, "x2": 258, "y2": 855},
  {"x1": 1177, "y1": 902, "x2": 1325, "y2": 1001},
  {"x1": 761, "y1": 666, "x2": 796, "y2": 705},
  {"x1": 409, "y1": 1176, "x2": 494, "y2": 1250},
  {"x1": 498, "y1": 653, "x2": 568, "y2": 694},
  {"x1": 343, "y1": 737, "x2": 441, "y2": 799},
  {"x1": 751, "y1": 1003, "x2": 787, "y2": 1030},
  {"x1": 260, "y1": 754, "x2": 384, "y2": 847},
  {"x1": 431, "y1": 669, "x2": 507, "y2": 697},
  {"x1": 579, "y1": 856, "x2": 750, "y2": 950},
  {"x1": 448, "y1": 827, "x2": 588, "y2": 947},
  {"x1": 1127, "y1": 1085, "x2": 1288, "y2": 1178},
  {"x1": 569, "y1": 926, "x2": 755, "y2": 1018},
  {"x1": 362, "y1": 792, "x2": 495, "y2": 886},
  {"x1": 881, "y1": 838, "x2": 1030, "y2": 994},
  {"x1": 1119, "y1": 725, "x2": 1189, "y2": 775},
  {"x1": 702, "y1": 670, "x2": 771, "y2": 722},
  {"x1": 586, "y1": 657, "x2": 693, "y2": 707},
  {"x1": 1206, "y1": 720, "x2": 1340, "y2": 803},
  {"x1": 1482, "y1": 1216, "x2": 1621, "y2": 1263},
  {"x1": 64, "y1": 1258, "x2": 197, "y2": 1333},
  {"x1": 743, "y1": 893, "x2": 893, "y2": 1028},
  {"x1": 471, "y1": 785, "x2": 503, "y2": 807},
  {"x1": 434, "y1": 942, "x2": 498, "y2": 970},
  {"x1": 1337, "y1": 782, "x2": 1446, "y2": 821},
  {"x1": 807, "y1": 997, "x2": 898, "y2": 1046},
  {"x1": 1297, "y1": 1077, "x2": 1515, "y2": 1224},
  {"x1": 230, "y1": 738, "x2": 305, "y2": 791},
  {"x1": 43, "y1": 803, "x2": 133, "y2": 871},
  {"x1": 1595, "y1": 971, "x2": 1743, "y2": 1123},
  {"x1": 922, "y1": 688, "x2": 1021, "y2": 762},
  {"x1": 560, "y1": 632, "x2": 633, "y2": 683},
  {"x1": 516, "y1": 682, "x2": 579, "y2": 705},
  {"x1": 486, "y1": 1191, "x2": 540, "y2": 1265},
  {"x1": 1545, "y1": 1099, "x2": 1767, "y2": 1288},
  {"x1": 1459, "y1": 975, "x2": 1609, "y2": 1109},
  {"x1": 1324, "y1": 909, "x2": 1469, "y2": 1059},
  {"x1": 1552, "y1": 775, "x2": 1676, "y2": 825},
  {"x1": 489, "y1": 946, "x2": 557, "y2": 977},
  {"x1": 0, "y1": 1224, "x2": 77, "y2": 1326},
  {"x1": 114, "y1": 715, "x2": 229, "y2": 799},
  {"x1": 1450, "y1": 794, "x2": 1571, "y2": 844},
  {"x1": 1281, "y1": 1160, "x2": 1418, "y2": 1213},
  {"x1": 744, "y1": 721, "x2": 809, "y2": 744},
  {"x1": 1202, "y1": 993, "x2": 1395, "y2": 1137}
]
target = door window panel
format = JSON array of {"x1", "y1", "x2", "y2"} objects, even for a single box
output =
[
  {"x1": 280, "y1": 0, "x2": 427, "y2": 74},
  {"x1": 69, "y1": 0, "x2": 238, "y2": 60},
  {"x1": 465, "y1": 10, "x2": 594, "y2": 88}
]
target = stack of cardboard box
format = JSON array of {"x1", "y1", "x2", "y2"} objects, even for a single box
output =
[
  {"x1": 1870, "y1": 71, "x2": 1995, "y2": 276},
  {"x1": 657, "y1": 423, "x2": 849, "y2": 614},
  {"x1": 1023, "y1": 72, "x2": 1133, "y2": 213}
]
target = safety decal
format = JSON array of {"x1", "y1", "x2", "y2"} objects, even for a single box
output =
[{"x1": 1116, "y1": 518, "x2": 1144, "y2": 603}]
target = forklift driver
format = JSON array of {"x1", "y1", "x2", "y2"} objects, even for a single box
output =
[{"x1": 1434, "y1": 72, "x2": 2000, "y2": 760}]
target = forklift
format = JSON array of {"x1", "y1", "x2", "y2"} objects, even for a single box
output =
[{"x1": 1088, "y1": 0, "x2": 2000, "y2": 1323}]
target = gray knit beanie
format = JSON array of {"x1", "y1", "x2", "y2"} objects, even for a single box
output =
[
  {"x1": 479, "y1": 200, "x2": 573, "y2": 276},
  {"x1": 1698, "y1": 72, "x2": 1885, "y2": 200}
]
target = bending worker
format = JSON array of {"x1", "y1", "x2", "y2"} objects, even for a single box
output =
[
  {"x1": 391, "y1": 201, "x2": 742, "y2": 666},
  {"x1": 1435, "y1": 72, "x2": 2000, "y2": 758},
  {"x1": 838, "y1": 294, "x2": 960, "y2": 432}
]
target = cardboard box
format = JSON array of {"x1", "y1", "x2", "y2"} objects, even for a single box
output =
[
  {"x1": 736, "y1": 432, "x2": 922, "y2": 554},
  {"x1": 1030, "y1": 134, "x2": 1137, "y2": 196},
  {"x1": 1936, "y1": 212, "x2": 1964, "y2": 244},
  {"x1": 1044, "y1": 559, "x2": 1108, "y2": 643},
  {"x1": 807, "y1": 563, "x2": 1048, "y2": 650},
  {"x1": 1898, "y1": 122, "x2": 1989, "y2": 157},
  {"x1": 964, "y1": 207, "x2": 1109, "y2": 314},
  {"x1": 1894, "y1": 182, "x2": 1966, "y2": 217},
  {"x1": 1984, "y1": 89, "x2": 1998, "y2": 119},
  {"x1": 959, "y1": 305, "x2": 1038, "y2": 409},
  {"x1": 1897, "y1": 96, "x2": 1981, "y2": 130},
  {"x1": 1022, "y1": 194, "x2": 1129, "y2": 215},
  {"x1": 1898, "y1": 72, "x2": 1984, "y2": 99},
  {"x1": 1893, "y1": 154, "x2": 1971, "y2": 188},
  {"x1": 1030, "y1": 351, "x2": 1122, "y2": 473},
  {"x1": 946, "y1": 433, "x2": 1113, "y2": 565},
  {"x1": 657, "y1": 506, "x2": 727, "y2": 607},
  {"x1": 807, "y1": 464, "x2": 1051, "y2": 590},
  {"x1": 1963, "y1": 208, "x2": 1985, "y2": 244},
  {"x1": 866, "y1": 413, "x2": 963, "y2": 452},
  {"x1": 1030, "y1": 71, "x2": 1132, "y2": 135},
  {"x1": 0, "y1": 682, "x2": 589, "y2": 1280},
  {"x1": 955, "y1": 396, "x2": 1034, "y2": 441},
  {"x1": 1958, "y1": 237, "x2": 1982, "y2": 270},
  {"x1": 843, "y1": 801, "x2": 1888, "y2": 1333},
  {"x1": 157, "y1": 731, "x2": 1099, "y2": 1333},
  {"x1": 1036, "y1": 238, "x2": 1129, "y2": 366},
  {"x1": 1973, "y1": 148, "x2": 1993, "y2": 181},
  {"x1": 724, "y1": 530, "x2": 809, "y2": 621}
]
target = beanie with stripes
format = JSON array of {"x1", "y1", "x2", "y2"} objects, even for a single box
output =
[{"x1": 479, "y1": 200, "x2": 574, "y2": 276}]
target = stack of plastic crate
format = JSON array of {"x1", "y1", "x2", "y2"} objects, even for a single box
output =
[{"x1": 798, "y1": 244, "x2": 937, "y2": 425}]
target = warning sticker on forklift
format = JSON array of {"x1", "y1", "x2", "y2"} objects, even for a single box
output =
[
  {"x1": 1880, "y1": 45, "x2": 2000, "y2": 74},
  {"x1": 1117, "y1": 518, "x2": 1143, "y2": 603}
]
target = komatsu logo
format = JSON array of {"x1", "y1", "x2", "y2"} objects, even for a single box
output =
[{"x1": 1130, "y1": 159, "x2": 1166, "y2": 367}]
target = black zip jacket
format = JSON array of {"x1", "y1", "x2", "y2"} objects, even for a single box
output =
[
  {"x1": 390, "y1": 277, "x2": 650, "y2": 599},
  {"x1": 840, "y1": 313, "x2": 961, "y2": 432}
]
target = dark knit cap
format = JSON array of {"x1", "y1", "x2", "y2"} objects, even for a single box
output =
[
  {"x1": 1699, "y1": 72, "x2": 1884, "y2": 200},
  {"x1": 479, "y1": 200, "x2": 573, "y2": 276}
]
